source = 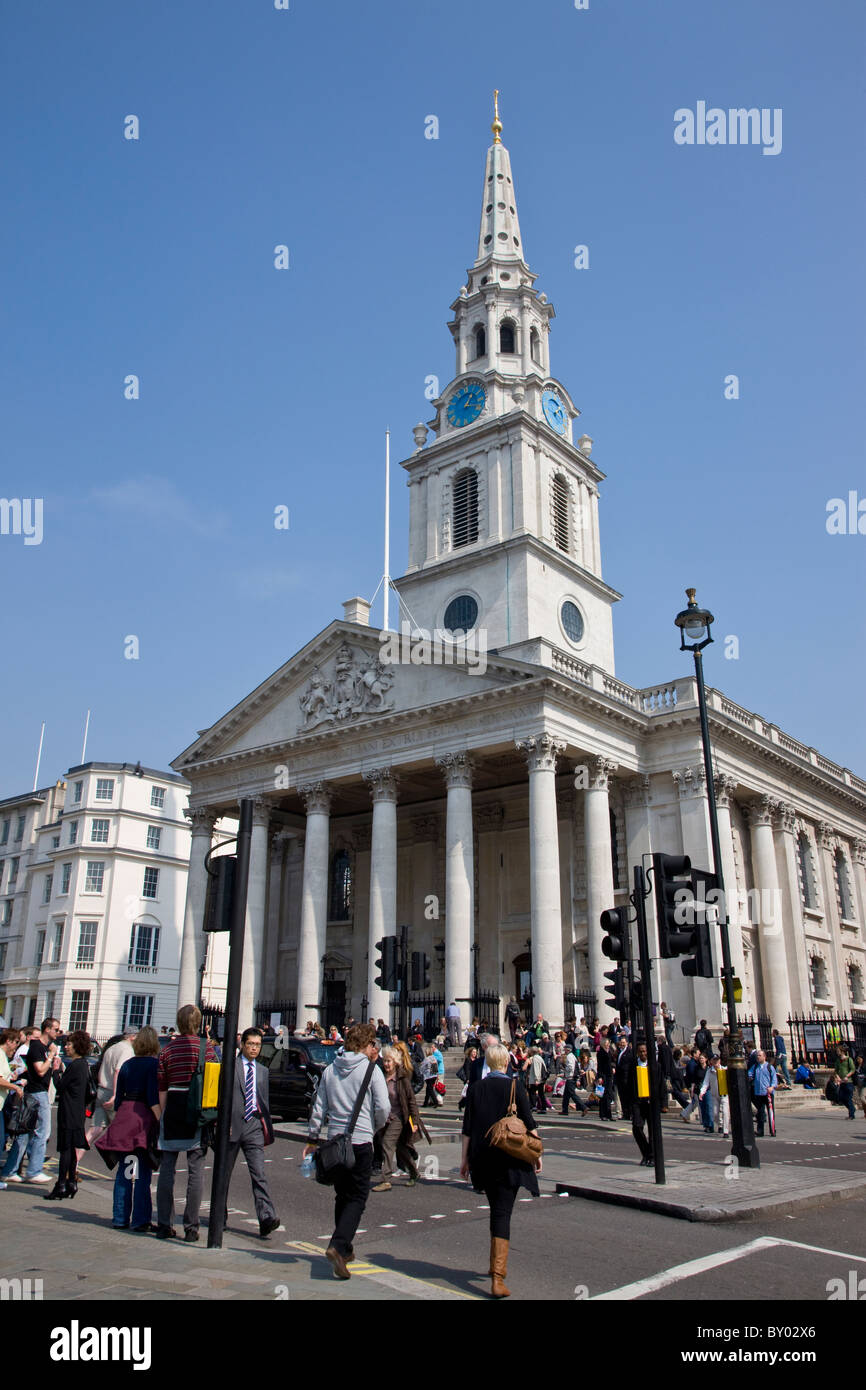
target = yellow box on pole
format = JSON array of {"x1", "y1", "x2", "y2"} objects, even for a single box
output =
[
  {"x1": 201, "y1": 1061, "x2": 220, "y2": 1110},
  {"x1": 636, "y1": 1064, "x2": 649, "y2": 1098}
]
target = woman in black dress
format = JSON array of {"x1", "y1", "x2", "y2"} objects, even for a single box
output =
[
  {"x1": 45, "y1": 1030, "x2": 91, "y2": 1200},
  {"x1": 460, "y1": 1042, "x2": 542, "y2": 1299}
]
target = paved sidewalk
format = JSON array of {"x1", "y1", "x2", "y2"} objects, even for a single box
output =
[{"x1": 0, "y1": 1154, "x2": 477, "y2": 1302}]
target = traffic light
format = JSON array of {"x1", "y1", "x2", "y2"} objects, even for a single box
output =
[
  {"x1": 652, "y1": 853, "x2": 693, "y2": 957},
  {"x1": 203, "y1": 855, "x2": 235, "y2": 933},
  {"x1": 629, "y1": 978, "x2": 644, "y2": 1015},
  {"x1": 374, "y1": 937, "x2": 399, "y2": 991},
  {"x1": 603, "y1": 964, "x2": 628, "y2": 1015},
  {"x1": 679, "y1": 869, "x2": 716, "y2": 979},
  {"x1": 600, "y1": 907, "x2": 629, "y2": 962},
  {"x1": 411, "y1": 951, "x2": 431, "y2": 991}
]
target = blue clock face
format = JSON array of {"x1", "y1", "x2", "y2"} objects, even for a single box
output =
[
  {"x1": 447, "y1": 380, "x2": 486, "y2": 428},
  {"x1": 542, "y1": 388, "x2": 568, "y2": 436}
]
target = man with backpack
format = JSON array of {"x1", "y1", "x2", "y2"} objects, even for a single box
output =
[
  {"x1": 155, "y1": 1004, "x2": 218, "y2": 1242},
  {"x1": 694, "y1": 1019, "x2": 713, "y2": 1055}
]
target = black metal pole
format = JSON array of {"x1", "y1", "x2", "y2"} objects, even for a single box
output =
[
  {"x1": 400, "y1": 924, "x2": 409, "y2": 1042},
  {"x1": 634, "y1": 865, "x2": 665, "y2": 1184},
  {"x1": 693, "y1": 649, "x2": 759, "y2": 1170},
  {"x1": 207, "y1": 798, "x2": 253, "y2": 1249}
]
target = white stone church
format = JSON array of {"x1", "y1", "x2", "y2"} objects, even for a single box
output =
[{"x1": 173, "y1": 109, "x2": 866, "y2": 1041}]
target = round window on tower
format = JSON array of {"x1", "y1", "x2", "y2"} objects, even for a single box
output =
[
  {"x1": 443, "y1": 595, "x2": 479, "y2": 635},
  {"x1": 560, "y1": 600, "x2": 585, "y2": 645}
]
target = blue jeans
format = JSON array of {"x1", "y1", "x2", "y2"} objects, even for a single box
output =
[
  {"x1": 699, "y1": 1092, "x2": 714, "y2": 1131},
  {"x1": 1, "y1": 1091, "x2": 51, "y2": 1178},
  {"x1": 113, "y1": 1158, "x2": 153, "y2": 1228},
  {"x1": 775, "y1": 1054, "x2": 791, "y2": 1085}
]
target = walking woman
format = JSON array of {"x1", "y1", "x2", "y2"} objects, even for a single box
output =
[
  {"x1": 45, "y1": 1030, "x2": 91, "y2": 1200},
  {"x1": 459, "y1": 1042, "x2": 542, "y2": 1298},
  {"x1": 95, "y1": 1026, "x2": 161, "y2": 1230},
  {"x1": 421, "y1": 1045, "x2": 439, "y2": 1107},
  {"x1": 371, "y1": 1045, "x2": 429, "y2": 1191}
]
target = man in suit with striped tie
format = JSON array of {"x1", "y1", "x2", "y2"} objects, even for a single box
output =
[{"x1": 226, "y1": 1027, "x2": 281, "y2": 1239}]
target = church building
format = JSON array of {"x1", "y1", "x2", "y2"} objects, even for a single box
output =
[{"x1": 172, "y1": 105, "x2": 866, "y2": 1041}]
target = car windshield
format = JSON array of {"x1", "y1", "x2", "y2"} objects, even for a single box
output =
[
  {"x1": 301, "y1": 1042, "x2": 339, "y2": 1064},
  {"x1": 259, "y1": 1039, "x2": 338, "y2": 1065}
]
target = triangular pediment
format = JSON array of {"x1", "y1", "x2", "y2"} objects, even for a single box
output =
[{"x1": 172, "y1": 620, "x2": 538, "y2": 771}]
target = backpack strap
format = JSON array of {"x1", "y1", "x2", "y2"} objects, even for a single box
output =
[{"x1": 345, "y1": 1059, "x2": 377, "y2": 1139}]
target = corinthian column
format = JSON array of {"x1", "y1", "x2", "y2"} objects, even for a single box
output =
[
  {"x1": 364, "y1": 768, "x2": 398, "y2": 1020},
  {"x1": 239, "y1": 797, "x2": 273, "y2": 1027},
  {"x1": 436, "y1": 753, "x2": 474, "y2": 1033},
  {"x1": 295, "y1": 784, "x2": 332, "y2": 1027},
  {"x1": 776, "y1": 802, "x2": 812, "y2": 1013},
  {"x1": 178, "y1": 806, "x2": 217, "y2": 1008},
  {"x1": 743, "y1": 797, "x2": 790, "y2": 1030},
  {"x1": 517, "y1": 734, "x2": 566, "y2": 1027},
  {"x1": 583, "y1": 757, "x2": 618, "y2": 1022},
  {"x1": 713, "y1": 775, "x2": 748, "y2": 997}
]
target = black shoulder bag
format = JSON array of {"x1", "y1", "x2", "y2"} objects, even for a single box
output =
[{"x1": 314, "y1": 1059, "x2": 378, "y2": 1187}]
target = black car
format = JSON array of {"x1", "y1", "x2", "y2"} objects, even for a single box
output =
[{"x1": 258, "y1": 1036, "x2": 340, "y2": 1121}]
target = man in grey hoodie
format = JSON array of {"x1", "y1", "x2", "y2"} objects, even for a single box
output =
[{"x1": 304, "y1": 1022, "x2": 390, "y2": 1279}]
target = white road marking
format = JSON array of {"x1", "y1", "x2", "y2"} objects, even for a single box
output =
[
  {"x1": 454, "y1": 1209, "x2": 471, "y2": 1213},
  {"x1": 406, "y1": 1219, "x2": 423, "y2": 1223},
  {"x1": 592, "y1": 1236, "x2": 866, "y2": 1301},
  {"x1": 380, "y1": 1223, "x2": 396, "y2": 1228},
  {"x1": 430, "y1": 1214, "x2": 446, "y2": 1219}
]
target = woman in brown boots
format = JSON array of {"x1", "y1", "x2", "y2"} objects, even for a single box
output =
[{"x1": 459, "y1": 1042, "x2": 542, "y2": 1298}]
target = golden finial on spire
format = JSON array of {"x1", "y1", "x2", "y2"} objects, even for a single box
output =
[{"x1": 492, "y1": 89, "x2": 502, "y2": 144}]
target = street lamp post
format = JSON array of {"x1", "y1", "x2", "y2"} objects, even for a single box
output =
[{"x1": 674, "y1": 588, "x2": 759, "y2": 1169}]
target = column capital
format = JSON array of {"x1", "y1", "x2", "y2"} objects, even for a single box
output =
[
  {"x1": 299, "y1": 782, "x2": 333, "y2": 816},
  {"x1": 249, "y1": 796, "x2": 277, "y2": 829},
  {"x1": 411, "y1": 814, "x2": 440, "y2": 842},
  {"x1": 363, "y1": 766, "x2": 398, "y2": 803},
  {"x1": 184, "y1": 805, "x2": 217, "y2": 835},
  {"x1": 517, "y1": 733, "x2": 566, "y2": 774},
  {"x1": 588, "y1": 755, "x2": 617, "y2": 790},
  {"x1": 672, "y1": 766, "x2": 706, "y2": 799},
  {"x1": 622, "y1": 775, "x2": 651, "y2": 809},
  {"x1": 775, "y1": 801, "x2": 798, "y2": 835},
  {"x1": 816, "y1": 820, "x2": 837, "y2": 850},
  {"x1": 853, "y1": 839, "x2": 866, "y2": 868},
  {"x1": 742, "y1": 793, "x2": 776, "y2": 828},
  {"x1": 476, "y1": 802, "x2": 504, "y2": 831},
  {"x1": 435, "y1": 751, "x2": 474, "y2": 790},
  {"x1": 713, "y1": 773, "x2": 738, "y2": 809}
]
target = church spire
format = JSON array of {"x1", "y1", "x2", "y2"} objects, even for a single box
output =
[{"x1": 475, "y1": 91, "x2": 525, "y2": 269}]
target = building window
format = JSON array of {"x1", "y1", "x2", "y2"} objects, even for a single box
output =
[
  {"x1": 1, "y1": 902, "x2": 12, "y2": 927},
  {"x1": 68, "y1": 991, "x2": 90, "y2": 1032},
  {"x1": 798, "y1": 832, "x2": 818, "y2": 910},
  {"x1": 60, "y1": 863, "x2": 72, "y2": 894},
  {"x1": 128, "y1": 922, "x2": 160, "y2": 969},
  {"x1": 443, "y1": 594, "x2": 479, "y2": 635},
  {"x1": 122, "y1": 994, "x2": 154, "y2": 1031},
  {"x1": 552, "y1": 473, "x2": 570, "y2": 553},
  {"x1": 91, "y1": 819, "x2": 110, "y2": 844},
  {"x1": 142, "y1": 867, "x2": 160, "y2": 900},
  {"x1": 530, "y1": 327, "x2": 541, "y2": 364},
  {"x1": 452, "y1": 468, "x2": 479, "y2": 548},
  {"x1": 44, "y1": 989, "x2": 56, "y2": 1019},
  {"x1": 73, "y1": 782, "x2": 83, "y2": 803},
  {"x1": 329, "y1": 850, "x2": 352, "y2": 921},
  {"x1": 0, "y1": 943, "x2": 7, "y2": 972},
  {"x1": 810, "y1": 955, "x2": 830, "y2": 1001},
  {"x1": 150, "y1": 787, "x2": 166, "y2": 809},
  {"x1": 473, "y1": 324, "x2": 486, "y2": 359},
  {"x1": 835, "y1": 849, "x2": 855, "y2": 921},
  {"x1": 35, "y1": 931, "x2": 46, "y2": 968},
  {"x1": 146, "y1": 826, "x2": 162, "y2": 851},
  {"x1": 51, "y1": 836, "x2": 60, "y2": 850},
  {"x1": 9, "y1": 858, "x2": 19, "y2": 884},
  {"x1": 0, "y1": 862, "x2": 4, "y2": 890},
  {"x1": 561, "y1": 600, "x2": 585, "y2": 644},
  {"x1": 77, "y1": 922, "x2": 98, "y2": 964},
  {"x1": 0, "y1": 819, "x2": 9, "y2": 845},
  {"x1": 610, "y1": 810, "x2": 621, "y2": 890},
  {"x1": 15, "y1": 816, "x2": 25, "y2": 842},
  {"x1": 51, "y1": 923, "x2": 64, "y2": 964},
  {"x1": 69, "y1": 820, "x2": 79, "y2": 845},
  {"x1": 95, "y1": 778, "x2": 114, "y2": 802},
  {"x1": 42, "y1": 875, "x2": 53, "y2": 905},
  {"x1": 499, "y1": 320, "x2": 516, "y2": 354},
  {"x1": 84, "y1": 862, "x2": 105, "y2": 893}
]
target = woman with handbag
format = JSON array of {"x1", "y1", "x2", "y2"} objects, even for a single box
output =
[
  {"x1": 95, "y1": 1026, "x2": 161, "y2": 1231},
  {"x1": 44, "y1": 1031, "x2": 92, "y2": 1201},
  {"x1": 459, "y1": 1042, "x2": 542, "y2": 1299},
  {"x1": 371, "y1": 1046, "x2": 429, "y2": 1191}
]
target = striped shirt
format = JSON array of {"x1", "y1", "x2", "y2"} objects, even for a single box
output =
[{"x1": 157, "y1": 1036, "x2": 217, "y2": 1090}]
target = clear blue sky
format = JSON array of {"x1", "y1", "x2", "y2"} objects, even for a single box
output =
[{"x1": 2, "y1": 0, "x2": 864, "y2": 794}]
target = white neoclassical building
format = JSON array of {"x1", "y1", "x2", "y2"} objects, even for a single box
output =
[{"x1": 172, "y1": 111, "x2": 866, "y2": 1040}]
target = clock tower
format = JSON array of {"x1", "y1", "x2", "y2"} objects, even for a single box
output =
[{"x1": 394, "y1": 95, "x2": 620, "y2": 673}]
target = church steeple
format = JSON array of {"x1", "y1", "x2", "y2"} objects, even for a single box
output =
[{"x1": 474, "y1": 92, "x2": 526, "y2": 273}]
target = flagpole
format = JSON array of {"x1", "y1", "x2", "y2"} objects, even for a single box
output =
[
  {"x1": 81, "y1": 709, "x2": 91, "y2": 763},
  {"x1": 383, "y1": 429, "x2": 391, "y2": 631},
  {"x1": 32, "y1": 722, "x2": 46, "y2": 792}
]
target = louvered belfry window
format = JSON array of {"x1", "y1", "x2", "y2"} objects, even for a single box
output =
[
  {"x1": 452, "y1": 468, "x2": 479, "y2": 547},
  {"x1": 552, "y1": 473, "x2": 570, "y2": 552}
]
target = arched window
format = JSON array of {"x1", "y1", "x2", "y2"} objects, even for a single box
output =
[
  {"x1": 329, "y1": 849, "x2": 352, "y2": 921},
  {"x1": 473, "y1": 325, "x2": 486, "y2": 359},
  {"x1": 552, "y1": 473, "x2": 570, "y2": 552},
  {"x1": 848, "y1": 962, "x2": 865, "y2": 1005},
  {"x1": 610, "y1": 810, "x2": 621, "y2": 889},
  {"x1": 798, "y1": 832, "x2": 817, "y2": 910},
  {"x1": 810, "y1": 955, "x2": 829, "y2": 1001},
  {"x1": 499, "y1": 320, "x2": 516, "y2": 354},
  {"x1": 530, "y1": 327, "x2": 541, "y2": 364},
  {"x1": 835, "y1": 849, "x2": 854, "y2": 920},
  {"x1": 452, "y1": 468, "x2": 479, "y2": 548}
]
